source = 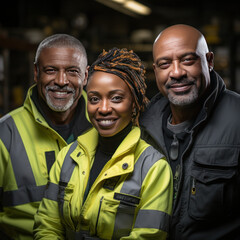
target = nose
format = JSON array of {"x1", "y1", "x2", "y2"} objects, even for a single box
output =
[
  {"x1": 98, "y1": 99, "x2": 112, "y2": 115},
  {"x1": 169, "y1": 61, "x2": 186, "y2": 80},
  {"x1": 54, "y1": 70, "x2": 69, "y2": 87}
]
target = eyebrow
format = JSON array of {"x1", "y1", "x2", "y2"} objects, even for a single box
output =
[{"x1": 87, "y1": 89, "x2": 125, "y2": 95}]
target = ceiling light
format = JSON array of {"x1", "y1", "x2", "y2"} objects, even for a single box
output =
[
  {"x1": 124, "y1": 1, "x2": 151, "y2": 15},
  {"x1": 96, "y1": 0, "x2": 151, "y2": 17},
  {"x1": 111, "y1": 0, "x2": 126, "y2": 3}
]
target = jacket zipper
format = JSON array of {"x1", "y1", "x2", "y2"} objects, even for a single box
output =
[
  {"x1": 173, "y1": 164, "x2": 181, "y2": 206},
  {"x1": 173, "y1": 112, "x2": 208, "y2": 211},
  {"x1": 95, "y1": 196, "x2": 104, "y2": 236}
]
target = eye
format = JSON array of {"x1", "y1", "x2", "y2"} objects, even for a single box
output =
[
  {"x1": 181, "y1": 55, "x2": 198, "y2": 65},
  {"x1": 45, "y1": 68, "x2": 56, "y2": 74},
  {"x1": 67, "y1": 69, "x2": 80, "y2": 76},
  {"x1": 88, "y1": 96, "x2": 100, "y2": 104},
  {"x1": 111, "y1": 95, "x2": 123, "y2": 103},
  {"x1": 156, "y1": 61, "x2": 170, "y2": 69}
]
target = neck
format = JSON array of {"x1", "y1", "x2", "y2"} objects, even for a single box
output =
[
  {"x1": 170, "y1": 85, "x2": 211, "y2": 125},
  {"x1": 170, "y1": 104, "x2": 199, "y2": 125},
  {"x1": 98, "y1": 123, "x2": 132, "y2": 155}
]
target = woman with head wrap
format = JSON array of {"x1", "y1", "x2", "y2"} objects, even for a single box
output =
[{"x1": 34, "y1": 48, "x2": 173, "y2": 240}]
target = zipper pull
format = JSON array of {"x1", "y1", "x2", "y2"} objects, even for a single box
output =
[
  {"x1": 191, "y1": 178, "x2": 196, "y2": 195},
  {"x1": 170, "y1": 134, "x2": 179, "y2": 161}
]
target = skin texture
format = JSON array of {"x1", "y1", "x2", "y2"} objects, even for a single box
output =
[
  {"x1": 34, "y1": 47, "x2": 88, "y2": 125},
  {"x1": 153, "y1": 24, "x2": 214, "y2": 124},
  {"x1": 87, "y1": 71, "x2": 134, "y2": 137}
]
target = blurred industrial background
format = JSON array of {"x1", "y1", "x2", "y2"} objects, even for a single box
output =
[{"x1": 0, "y1": 0, "x2": 240, "y2": 116}]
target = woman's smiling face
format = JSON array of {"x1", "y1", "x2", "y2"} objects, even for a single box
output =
[{"x1": 87, "y1": 71, "x2": 134, "y2": 137}]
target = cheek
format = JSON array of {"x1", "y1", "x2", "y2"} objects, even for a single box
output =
[
  {"x1": 87, "y1": 104, "x2": 96, "y2": 118},
  {"x1": 155, "y1": 74, "x2": 167, "y2": 93},
  {"x1": 121, "y1": 102, "x2": 133, "y2": 118}
]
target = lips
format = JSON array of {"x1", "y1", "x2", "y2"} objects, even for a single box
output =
[
  {"x1": 50, "y1": 90, "x2": 71, "y2": 99},
  {"x1": 170, "y1": 83, "x2": 193, "y2": 93},
  {"x1": 96, "y1": 118, "x2": 117, "y2": 128}
]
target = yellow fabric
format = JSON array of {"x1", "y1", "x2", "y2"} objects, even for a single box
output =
[
  {"x1": 34, "y1": 127, "x2": 173, "y2": 239},
  {"x1": 0, "y1": 85, "x2": 89, "y2": 240}
]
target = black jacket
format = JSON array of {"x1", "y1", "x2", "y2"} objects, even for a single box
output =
[{"x1": 140, "y1": 71, "x2": 240, "y2": 240}]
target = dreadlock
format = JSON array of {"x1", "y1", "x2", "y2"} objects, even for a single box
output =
[{"x1": 88, "y1": 47, "x2": 149, "y2": 125}]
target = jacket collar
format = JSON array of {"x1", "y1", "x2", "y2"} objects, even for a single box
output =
[
  {"x1": 23, "y1": 84, "x2": 49, "y2": 127},
  {"x1": 76, "y1": 126, "x2": 141, "y2": 161},
  {"x1": 23, "y1": 85, "x2": 92, "y2": 137}
]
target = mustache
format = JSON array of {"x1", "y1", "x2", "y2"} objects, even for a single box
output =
[
  {"x1": 46, "y1": 85, "x2": 75, "y2": 93},
  {"x1": 166, "y1": 79, "x2": 194, "y2": 89}
]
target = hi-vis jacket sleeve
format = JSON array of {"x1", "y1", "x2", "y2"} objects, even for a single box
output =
[
  {"x1": 34, "y1": 144, "x2": 71, "y2": 239},
  {"x1": 121, "y1": 159, "x2": 173, "y2": 240}
]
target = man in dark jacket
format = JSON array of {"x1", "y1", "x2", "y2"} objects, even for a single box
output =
[{"x1": 140, "y1": 24, "x2": 240, "y2": 240}]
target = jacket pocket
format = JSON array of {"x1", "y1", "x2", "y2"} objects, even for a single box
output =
[
  {"x1": 96, "y1": 193, "x2": 139, "y2": 239},
  {"x1": 188, "y1": 148, "x2": 238, "y2": 221},
  {"x1": 58, "y1": 182, "x2": 75, "y2": 230}
]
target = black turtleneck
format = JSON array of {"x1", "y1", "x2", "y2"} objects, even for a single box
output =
[{"x1": 88, "y1": 123, "x2": 132, "y2": 190}]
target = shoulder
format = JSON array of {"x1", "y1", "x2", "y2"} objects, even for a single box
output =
[
  {"x1": 0, "y1": 106, "x2": 25, "y2": 124},
  {"x1": 140, "y1": 93, "x2": 168, "y2": 124},
  {"x1": 137, "y1": 139, "x2": 167, "y2": 167},
  {"x1": 213, "y1": 89, "x2": 240, "y2": 125},
  {"x1": 0, "y1": 106, "x2": 27, "y2": 141},
  {"x1": 58, "y1": 140, "x2": 79, "y2": 162}
]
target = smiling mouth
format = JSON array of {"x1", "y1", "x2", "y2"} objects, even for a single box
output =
[
  {"x1": 49, "y1": 90, "x2": 73, "y2": 99},
  {"x1": 97, "y1": 119, "x2": 117, "y2": 128},
  {"x1": 170, "y1": 83, "x2": 193, "y2": 93}
]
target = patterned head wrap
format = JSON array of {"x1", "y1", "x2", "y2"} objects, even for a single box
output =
[{"x1": 88, "y1": 47, "x2": 149, "y2": 125}]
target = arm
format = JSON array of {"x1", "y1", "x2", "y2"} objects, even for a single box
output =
[
  {"x1": 33, "y1": 147, "x2": 70, "y2": 239},
  {"x1": 122, "y1": 158, "x2": 173, "y2": 240},
  {"x1": 0, "y1": 139, "x2": 8, "y2": 212}
]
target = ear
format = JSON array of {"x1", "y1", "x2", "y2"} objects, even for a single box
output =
[
  {"x1": 206, "y1": 52, "x2": 214, "y2": 71},
  {"x1": 83, "y1": 65, "x2": 89, "y2": 86},
  {"x1": 153, "y1": 63, "x2": 156, "y2": 71},
  {"x1": 33, "y1": 64, "x2": 38, "y2": 83}
]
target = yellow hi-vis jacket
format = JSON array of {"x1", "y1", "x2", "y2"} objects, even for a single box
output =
[
  {"x1": 0, "y1": 85, "x2": 91, "y2": 240},
  {"x1": 34, "y1": 126, "x2": 173, "y2": 240}
]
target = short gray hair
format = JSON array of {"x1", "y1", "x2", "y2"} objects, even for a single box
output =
[{"x1": 34, "y1": 34, "x2": 87, "y2": 67}]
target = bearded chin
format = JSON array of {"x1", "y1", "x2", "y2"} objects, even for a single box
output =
[
  {"x1": 45, "y1": 94, "x2": 75, "y2": 112},
  {"x1": 168, "y1": 87, "x2": 199, "y2": 107}
]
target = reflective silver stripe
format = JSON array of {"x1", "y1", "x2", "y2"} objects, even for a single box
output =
[
  {"x1": 0, "y1": 115, "x2": 45, "y2": 207},
  {"x1": 113, "y1": 146, "x2": 164, "y2": 239},
  {"x1": 44, "y1": 182, "x2": 59, "y2": 201},
  {"x1": 120, "y1": 146, "x2": 164, "y2": 196},
  {"x1": 2, "y1": 185, "x2": 46, "y2": 207},
  {"x1": 59, "y1": 141, "x2": 78, "y2": 218},
  {"x1": 134, "y1": 209, "x2": 170, "y2": 232},
  {"x1": 60, "y1": 141, "x2": 78, "y2": 183},
  {"x1": 0, "y1": 115, "x2": 36, "y2": 186}
]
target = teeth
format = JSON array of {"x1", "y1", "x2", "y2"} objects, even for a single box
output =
[
  {"x1": 99, "y1": 120, "x2": 113, "y2": 124},
  {"x1": 55, "y1": 92, "x2": 68, "y2": 95}
]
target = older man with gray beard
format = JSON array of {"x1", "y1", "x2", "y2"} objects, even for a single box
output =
[{"x1": 0, "y1": 34, "x2": 92, "y2": 239}]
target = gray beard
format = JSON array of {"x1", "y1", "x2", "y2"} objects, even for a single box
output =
[
  {"x1": 167, "y1": 87, "x2": 198, "y2": 107},
  {"x1": 45, "y1": 86, "x2": 76, "y2": 112}
]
